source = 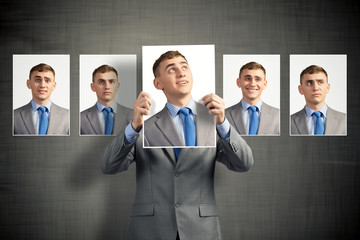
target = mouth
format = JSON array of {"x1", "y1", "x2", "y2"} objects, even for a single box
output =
[
  {"x1": 176, "y1": 80, "x2": 188, "y2": 85},
  {"x1": 103, "y1": 92, "x2": 112, "y2": 95},
  {"x1": 38, "y1": 90, "x2": 47, "y2": 94},
  {"x1": 246, "y1": 88, "x2": 258, "y2": 93}
]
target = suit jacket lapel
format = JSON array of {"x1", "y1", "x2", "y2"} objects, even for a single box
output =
[
  {"x1": 294, "y1": 108, "x2": 309, "y2": 134},
  {"x1": 195, "y1": 102, "x2": 215, "y2": 146},
  {"x1": 48, "y1": 103, "x2": 60, "y2": 133},
  {"x1": 113, "y1": 104, "x2": 128, "y2": 135},
  {"x1": 154, "y1": 107, "x2": 184, "y2": 146},
  {"x1": 20, "y1": 102, "x2": 36, "y2": 134},
  {"x1": 258, "y1": 103, "x2": 271, "y2": 134},
  {"x1": 87, "y1": 105, "x2": 103, "y2": 134},
  {"x1": 325, "y1": 107, "x2": 337, "y2": 134},
  {"x1": 230, "y1": 102, "x2": 246, "y2": 134}
]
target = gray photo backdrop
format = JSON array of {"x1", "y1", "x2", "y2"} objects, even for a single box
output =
[{"x1": 1, "y1": 0, "x2": 359, "y2": 239}]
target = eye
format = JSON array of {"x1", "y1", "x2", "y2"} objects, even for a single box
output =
[
  {"x1": 169, "y1": 68, "x2": 175, "y2": 73},
  {"x1": 35, "y1": 78, "x2": 41, "y2": 83},
  {"x1": 99, "y1": 80, "x2": 105, "y2": 84},
  {"x1": 109, "y1": 80, "x2": 115, "y2": 84},
  {"x1": 182, "y1": 66, "x2": 187, "y2": 70}
]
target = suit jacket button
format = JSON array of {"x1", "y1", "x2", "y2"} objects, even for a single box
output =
[{"x1": 175, "y1": 202, "x2": 181, "y2": 208}]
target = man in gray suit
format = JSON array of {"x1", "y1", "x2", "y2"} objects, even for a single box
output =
[
  {"x1": 100, "y1": 51, "x2": 254, "y2": 240},
  {"x1": 80, "y1": 65, "x2": 133, "y2": 135},
  {"x1": 291, "y1": 65, "x2": 346, "y2": 135},
  {"x1": 226, "y1": 61, "x2": 280, "y2": 135},
  {"x1": 13, "y1": 63, "x2": 69, "y2": 135}
]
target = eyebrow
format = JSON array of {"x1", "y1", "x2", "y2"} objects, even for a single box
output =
[
  {"x1": 244, "y1": 75, "x2": 262, "y2": 79},
  {"x1": 164, "y1": 61, "x2": 188, "y2": 71}
]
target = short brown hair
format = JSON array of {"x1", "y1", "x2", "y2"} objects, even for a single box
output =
[
  {"x1": 153, "y1": 51, "x2": 188, "y2": 77},
  {"x1": 92, "y1": 65, "x2": 118, "y2": 82},
  {"x1": 300, "y1": 65, "x2": 328, "y2": 84},
  {"x1": 29, "y1": 63, "x2": 55, "y2": 79},
  {"x1": 239, "y1": 61, "x2": 266, "y2": 77}
]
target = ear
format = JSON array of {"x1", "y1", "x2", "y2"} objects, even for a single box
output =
[
  {"x1": 26, "y1": 79, "x2": 31, "y2": 89},
  {"x1": 326, "y1": 82, "x2": 330, "y2": 94},
  {"x1": 263, "y1": 79, "x2": 268, "y2": 88},
  {"x1": 153, "y1": 78, "x2": 163, "y2": 90},
  {"x1": 53, "y1": 81, "x2": 57, "y2": 89},
  {"x1": 236, "y1": 78, "x2": 241, "y2": 88},
  {"x1": 90, "y1": 82, "x2": 96, "y2": 92},
  {"x1": 115, "y1": 82, "x2": 120, "y2": 92},
  {"x1": 298, "y1": 85, "x2": 304, "y2": 95}
]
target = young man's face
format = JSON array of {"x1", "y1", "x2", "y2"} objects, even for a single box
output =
[
  {"x1": 27, "y1": 71, "x2": 57, "y2": 105},
  {"x1": 237, "y1": 68, "x2": 267, "y2": 104},
  {"x1": 153, "y1": 56, "x2": 193, "y2": 103},
  {"x1": 298, "y1": 72, "x2": 330, "y2": 108},
  {"x1": 91, "y1": 71, "x2": 120, "y2": 106}
]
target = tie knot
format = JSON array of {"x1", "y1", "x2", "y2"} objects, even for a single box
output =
[
  {"x1": 178, "y1": 107, "x2": 191, "y2": 116},
  {"x1": 248, "y1": 106, "x2": 257, "y2": 113},
  {"x1": 38, "y1": 106, "x2": 47, "y2": 113},
  {"x1": 312, "y1": 111, "x2": 322, "y2": 118},
  {"x1": 103, "y1": 107, "x2": 112, "y2": 113}
]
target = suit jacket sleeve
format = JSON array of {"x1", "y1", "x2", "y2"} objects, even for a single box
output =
[
  {"x1": 99, "y1": 129, "x2": 136, "y2": 174},
  {"x1": 216, "y1": 125, "x2": 254, "y2": 172}
]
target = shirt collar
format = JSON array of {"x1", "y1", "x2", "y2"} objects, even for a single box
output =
[
  {"x1": 166, "y1": 98, "x2": 197, "y2": 117},
  {"x1": 96, "y1": 101, "x2": 117, "y2": 114},
  {"x1": 241, "y1": 99, "x2": 262, "y2": 112},
  {"x1": 31, "y1": 99, "x2": 52, "y2": 112},
  {"x1": 305, "y1": 104, "x2": 328, "y2": 118}
]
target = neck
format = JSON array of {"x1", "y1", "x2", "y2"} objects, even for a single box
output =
[
  {"x1": 99, "y1": 99, "x2": 114, "y2": 107},
  {"x1": 243, "y1": 97, "x2": 260, "y2": 106},
  {"x1": 33, "y1": 98, "x2": 50, "y2": 107},
  {"x1": 306, "y1": 102, "x2": 325, "y2": 112},
  {"x1": 167, "y1": 94, "x2": 192, "y2": 108}
]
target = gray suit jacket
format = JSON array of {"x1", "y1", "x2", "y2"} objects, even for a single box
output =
[
  {"x1": 13, "y1": 101, "x2": 69, "y2": 135},
  {"x1": 225, "y1": 101, "x2": 280, "y2": 135},
  {"x1": 100, "y1": 126, "x2": 253, "y2": 240},
  {"x1": 291, "y1": 106, "x2": 347, "y2": 135},
  {"x1": 80, "y1": 103, "x2": 133, "y2": 135},
  {"x1": 144, "y1": 102, "x2": 215, "y2": 146}
]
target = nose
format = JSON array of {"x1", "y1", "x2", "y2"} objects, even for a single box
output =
[
  {"x1": 313, "y1": 82, "x2": 321, "y2": 90},
  {"x1": 178, "y1": 67, "x2": 186, "y2": 78},
  {"x1": 104, "y1": 81, "x2": 110, "y2": 88},
  {"x1": 249, "y1": 78, "x2": 256, "y2": 85}
]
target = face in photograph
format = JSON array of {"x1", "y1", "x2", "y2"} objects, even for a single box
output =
[
  {"x1": 298, "y1": 72, "x2": 330, "y2": 109},
  {"x1": 237, "y1": 68, "x2": 267, "y2": 105},
  {"x1": 91, "y1": 71, "x2": 120, "y2": 106},
  {"x1": 153, "y1": 56, "x2": 193, "y2": 104},
  {"x1": 26, "y1": 71, "x2": 57, "y2": 105}
]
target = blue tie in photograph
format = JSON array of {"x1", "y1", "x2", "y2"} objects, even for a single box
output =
[
  {"x1": 38, "y1": 106, "x2": 48, "y2": 135},
  {"x1": 312, "y1": 111, "x2": 325, "y2": 135},
  {"x1": 179, "y1": 107, "x2": 196, "y2": 146},
  {"x1": 174, "y1": 108, "x2": 196, "y2": 159},
  {"x1": 104, "y1": 107, "x2": 114, "y2": 135},
  {"x1": 248, "y1": 106, "x2": 259, "y2": 135}
]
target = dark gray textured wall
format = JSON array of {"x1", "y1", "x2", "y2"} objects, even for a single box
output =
[{"x1": 1, "y1": 0, "x2": 359, "y2": 239}]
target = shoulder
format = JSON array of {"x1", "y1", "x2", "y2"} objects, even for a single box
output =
[
  {"x1": 225, "y1": 101, "x2": 242, "y2": 112},
  {"x1": 14, "y1": 102, "x2": 31, "y2": 114},
  {"x1": 80, "y1": 104, "x2": 97, "y2": 116},
  {"x1": 326, "y1": 106, "x2": 346, "y2": 121},
  {"x1": 262, "y1": 102, "x2": 279, "y2": 113},
  {"x1": 291, "y1": 108, "x2": 305, "y2": 119},
  {"x1": 51, "y1": 103, "x2": 69, "y2": 114},
  {"x1": 116, "y1": 103, "x2": 133, "y2": 115}
]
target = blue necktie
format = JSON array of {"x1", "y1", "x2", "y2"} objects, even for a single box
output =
[
  {"x1": 248, "y1": 106, "x2": 259, "y2": 135},
  {"x1": 312, "y1": 111, "x2": 324, "y2": 135},
  {"x1": 174, "y1": 108, "x2": 196, "y2": 159},
  {"x1": 38, "y1": 106, "x2": 48, "y2": 135},
  {"x1": 104, "y1": 107, "x2": 114, "y2": 135}
]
